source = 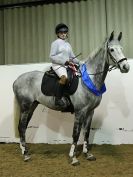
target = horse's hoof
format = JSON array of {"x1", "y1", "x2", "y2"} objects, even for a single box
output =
[
  {"x1": 71, "y1": 157, "x2": 80, "y2": 166},
  {"x1": 86, "y1": 153, "x2": 96, "y2": 161},
  {"x1": 24, "y1": 155, "x2": 31, "y2": 162}
]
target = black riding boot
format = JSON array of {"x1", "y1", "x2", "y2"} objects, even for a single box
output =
[
  {"x1": 55, "y1": 83, "x2": 65, "y2": 107},
  {"x1": 55, "y1": 97, "x2": 65, "y2": 107}
]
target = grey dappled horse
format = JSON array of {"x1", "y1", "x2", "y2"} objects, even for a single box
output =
[{"x1": 13, "y1": 32, "x2": 130, "y2": 165}]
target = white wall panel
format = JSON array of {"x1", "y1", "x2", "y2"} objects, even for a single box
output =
[{"x1": 0, "y1": 60, "x2": 132, "y2": 144}]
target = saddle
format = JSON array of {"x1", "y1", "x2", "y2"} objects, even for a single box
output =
[
  {"x1": 41, "y1": 66, "x2": 79, "y2": 113},
  {"x1": 41, "y1": 66, "x2": 79, "y2": 96}
]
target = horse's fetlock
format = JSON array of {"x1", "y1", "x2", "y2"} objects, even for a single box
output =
[
  {"x1": 69, "y1": 144, "x2": 76, "y2": 157},
  {"x1": 83, "y1": 141, "x2": 88, "y2": 153}
]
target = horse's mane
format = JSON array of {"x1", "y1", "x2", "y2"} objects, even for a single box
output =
[
  {"x1": 86, "y1": 46, "x2": 102, "y2": 60},
  {"x1": 84, "y1": 38, "x2": 108, "y2": 61}
]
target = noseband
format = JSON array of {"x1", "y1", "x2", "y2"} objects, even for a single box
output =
[{"x1": 117, "y1": 58, "x2": 127, "y2": 64}]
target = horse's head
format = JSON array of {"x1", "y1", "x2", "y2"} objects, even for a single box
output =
[{"x1": 107, "y1": 31, "x2": 130, "y2": 73}]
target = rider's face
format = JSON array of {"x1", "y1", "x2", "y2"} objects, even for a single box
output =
[{"x1": 58, "y1": 32, "x2": 68, "y2": 40}]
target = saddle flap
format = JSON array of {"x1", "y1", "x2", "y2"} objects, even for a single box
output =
[{"x1": 41, "y1": 67, "x2": 79, "y2": 96}]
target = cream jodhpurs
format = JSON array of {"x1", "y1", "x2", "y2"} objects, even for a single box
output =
[{"x1": 52, "y1": 64, "x2": 67, "y2": 78}]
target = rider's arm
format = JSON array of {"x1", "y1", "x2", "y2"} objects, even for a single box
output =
[{"x1": 49, "y1": 41, "x2": 67, "y2": 65}]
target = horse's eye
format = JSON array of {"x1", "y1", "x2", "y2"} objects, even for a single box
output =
[{"x1": 110, "y1": 48, "x2": 114, "y2": 52}]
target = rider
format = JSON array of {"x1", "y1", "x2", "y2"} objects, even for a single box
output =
[{"x1": 49, "y1": 23, "x2": 80, "y2": 107}]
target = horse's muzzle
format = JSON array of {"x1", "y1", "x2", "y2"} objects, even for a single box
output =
[{"x1": 118, "y1": 58, "x2": 130, "y2": 73}]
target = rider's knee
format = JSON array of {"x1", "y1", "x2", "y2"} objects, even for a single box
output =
[{"x1": 59, "y1": 75, "x2": 68, "y2": 85}]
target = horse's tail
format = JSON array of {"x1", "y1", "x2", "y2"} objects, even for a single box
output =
[{"x1": 13, "y1": 95, "x2": 20, "y2": 138}]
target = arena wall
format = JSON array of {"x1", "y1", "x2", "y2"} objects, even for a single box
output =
[{"x1": 0, "y1": 60, "x2": 133, "y2": 144}]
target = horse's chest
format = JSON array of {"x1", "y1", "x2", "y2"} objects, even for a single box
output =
[
  {"x1": 85, "y1": 93, "x2": 102, "y2": 109},
  {"x1": 73, "y1": 90, "x2": 102, "y2": 111}
]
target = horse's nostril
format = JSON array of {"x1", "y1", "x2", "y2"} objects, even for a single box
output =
[
  {"x1": 122, "y1": 64, "x2": 130, "y2": 72},
  {"x1": 123, "y1": 65, "x2": 127, "y2": 70}
]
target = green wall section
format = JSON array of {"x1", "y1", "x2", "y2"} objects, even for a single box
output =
[
  {"x1": 0, "y1": 0, "x2": 132, "y2": 65},
  {"x1": 0, "y1": 10, "x2": 4, "y2": 64},
  {"x1": 106, "y1": 0, "x2": 133, "y2": 58}
]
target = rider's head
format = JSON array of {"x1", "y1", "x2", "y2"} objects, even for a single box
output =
[{"x1": 55, "y1": 23, "x2": 69, "y2": 40}]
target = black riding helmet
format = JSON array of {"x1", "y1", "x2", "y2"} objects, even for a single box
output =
[{"x1": 55, "y1": 23, "x2": 69, "y2": 34}]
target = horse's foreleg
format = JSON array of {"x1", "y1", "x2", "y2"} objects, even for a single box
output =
[
  {"x1": 69, "y1": 112, "x2": 83, "y2": 165},
  {"x1": 83, "y1": 110, "x2": 96, "y2": 161}
]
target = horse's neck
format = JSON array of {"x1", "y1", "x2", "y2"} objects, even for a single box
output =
[{"x1": 86, "y1": 46, "x2": 108, "y2": 89}]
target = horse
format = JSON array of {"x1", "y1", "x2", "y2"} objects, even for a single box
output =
[{"x1": 13, "y1": 31, "x2": 130, "y2": 165}]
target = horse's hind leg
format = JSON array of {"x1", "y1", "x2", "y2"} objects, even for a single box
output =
[
  {"x1": 83, "y1": 110, "x2": 96, "y2": 161},
  {"x1": 18, "y1": 99, "x2": 38, "y2": 161}
]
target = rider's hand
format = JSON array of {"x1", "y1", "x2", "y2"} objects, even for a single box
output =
[
  {"x1": 75, "y1": 63, "x2": 80, "y2": 69},
  {"x1": 69, "y1": 61, "x2": 74, "y2": 66},
  {"x1": 65, "y1": 61, "x2": 69, "y2": 66},
  {"x1": 65, "y1": 61, "x2": 74, "y2": 66}
]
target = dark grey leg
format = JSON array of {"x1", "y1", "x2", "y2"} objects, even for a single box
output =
[
  {"x1": 18, "y1": 100, "x2": 38, "y2": 161},
  {"x1": 19, "y1": 111, "x2": 30, "y2": 161},
  {"x1": 83, "y1": 110, "x2": 96, "y2": 161},
  {"x1": 69, "y1": 111, "x2": 83, "y2": 165}
]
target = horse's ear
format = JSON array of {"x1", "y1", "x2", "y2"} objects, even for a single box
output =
[
  {"x1": 109, "y1": 31, "x2": 114, "y2": 41},
  {"x1": 118, "y1": 32, "x2": 122, "y2": 41}
]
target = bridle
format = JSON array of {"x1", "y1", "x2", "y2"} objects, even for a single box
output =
[
  {"x1": 85, "y1": 40, "x2": 127, "y2": 75},
  {"x1": 107, "y1": 42, "x2": 127, "y2": 71}
]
